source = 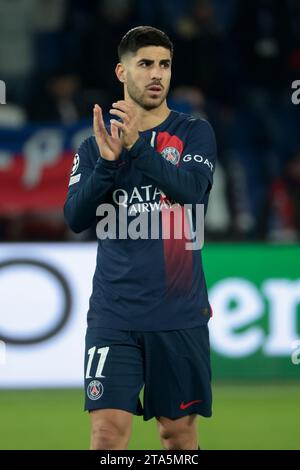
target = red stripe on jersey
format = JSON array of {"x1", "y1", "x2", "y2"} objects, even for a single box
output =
[
  {"x1": 156, "y1": 132, "x2": 193, "y2": 295},
  {"x1": 161, "y1": 203, "x2": 193, "y2": 294}
]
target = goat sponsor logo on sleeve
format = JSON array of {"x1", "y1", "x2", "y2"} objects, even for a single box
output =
[{"x1": 182, "y1": 154, "x2": 214, "y2": 172}]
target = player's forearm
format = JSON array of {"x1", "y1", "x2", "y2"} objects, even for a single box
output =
[
  {"x1": 64, "y1": 158, "x2": 118, "y2": 233},
  {"x1": 129, "y1": 138, "x2": 209, "y2": 204}
]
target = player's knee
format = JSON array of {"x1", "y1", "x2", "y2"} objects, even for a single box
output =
[
  {"x1": 158, "y1": 418, "x2": 197, "y2": 450},
  {"x1": 159, "y1": 428, "x2": 189, "y2": 450},
  {"x1": 91, "y1": 421, "x2": 129, "y2": 450},
  {"x1": 160, "y1": 431, "x2": 197, "y2": 450}
]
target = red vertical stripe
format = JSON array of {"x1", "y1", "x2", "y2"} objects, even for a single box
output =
[{"x1": 156, "y1": 132, "x2": 193, "y2": 295}]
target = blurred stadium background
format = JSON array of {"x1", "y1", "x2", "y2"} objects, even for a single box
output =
[{"x1": 0, "y1": 0, "x2": 300, "y2": 450}]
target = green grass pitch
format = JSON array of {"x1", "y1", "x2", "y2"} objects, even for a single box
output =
[{"x1": 0, "y1": 384, "x2": 299, "y2": 450}]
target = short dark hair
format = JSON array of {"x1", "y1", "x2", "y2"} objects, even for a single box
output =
[{"x1": 118, "y1": 26, "x2": 173, "y2": 61}]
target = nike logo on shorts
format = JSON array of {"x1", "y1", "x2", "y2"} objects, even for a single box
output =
[{"x1": 180, "y1": 400, "x2": 202, "y2": 410}]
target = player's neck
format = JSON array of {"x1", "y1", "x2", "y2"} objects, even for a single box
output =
[
  {"x1": 127, "y1": 98, "x2": 170, "y2": 132},
  {"x1": 137, "y1": 105, "x2": 171, "y2": 132}
]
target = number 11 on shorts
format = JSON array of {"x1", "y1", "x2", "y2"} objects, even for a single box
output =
[{"x1": 86, "y1": 346, "x2": 110, "y2": 379}]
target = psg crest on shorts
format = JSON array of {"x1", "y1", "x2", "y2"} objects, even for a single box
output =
[
  {"x1": 87, "y1": 380, "x2": 104, "y2": 400},
  {"x1": 161, "y1": 146, "x2": 181, "y2": 165}
]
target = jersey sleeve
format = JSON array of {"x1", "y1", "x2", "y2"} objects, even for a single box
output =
[
  {"x1": 128, "y1": 119, "x2": 217, "y2": 205},
  {"x1": 63, "y1": 136, "x2": 119, "y2": 233}
]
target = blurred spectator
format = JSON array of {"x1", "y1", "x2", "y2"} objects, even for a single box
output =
[
  {"x1": 221, "y1": 0, "x2": 300, "y2": 240},
  {"x1": 0, "y1": 104, "x2": 27, "y2": 127},
  {"x1": 0, "y1": 0, "x2": 299, "y2": 242},
  {"x1": 232, "y1": 0, "x2": 290, "y2": 92},
  {"x1": 170, "y1": 86, "x2": 207, "y2": 118},
  {"x1": 205, "y1": 164, "x2": 231, "y2": 238},
  {"x1": 79, "y1": 0, "x2": 138, "y2": 110},
  {"x1": 34, "y1": 0, "x2": 69, "y2": 75},
  {"x1": 210, "y1": 0, "x2": 238, "y2": 33},
  {"x1": 172, "y1": 0, "x2": 239, "y2": 106},
  {"x1": 265, "y1": 148, "x2": 300, "y2": 242},
  {"x1": 28, "y1": 70, "x2": 89, "y2": 124},
  {"x1": 135, "y1": 0, "x2": 194, "y2": 34},
  {"x1": 0, "y1": 211, "x2": 68, "y2": 241},
  {"x1": 0, "y1": 0, "x2": 37, "y2": 105},
  {"x1": 286, "y1": 0, "x2": 300, "y2": 84},
  {"x1": 285, "y1": 150, "x2": 300, "y2": 236}
]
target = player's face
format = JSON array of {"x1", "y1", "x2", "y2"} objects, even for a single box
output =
[{"x1": 124, "y1": 46, "x2": 171, "y2": 110}]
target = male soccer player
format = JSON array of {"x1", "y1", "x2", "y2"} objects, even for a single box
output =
[{"x1": 64, "y1": 26, "x2": 217, "y2": 450}]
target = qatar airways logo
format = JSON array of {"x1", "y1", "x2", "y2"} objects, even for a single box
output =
[{"x1": 112, "y1": 184, "x2": 172, "y2": 215}]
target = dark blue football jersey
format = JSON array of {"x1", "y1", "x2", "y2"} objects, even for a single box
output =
[{"x1": 64, "y1": 110, "x2": 217, "y2": 330}]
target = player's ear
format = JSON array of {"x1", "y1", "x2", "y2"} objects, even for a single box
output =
[{"x1": 115, "y1": 63, "x2": 126, "y2": 84}]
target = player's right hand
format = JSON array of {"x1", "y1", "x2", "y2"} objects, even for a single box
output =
[{"x1": 93, "y1": 104, "x2": 122, "y2": 161}]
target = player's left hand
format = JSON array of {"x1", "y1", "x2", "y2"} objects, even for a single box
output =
[{"x1": 109, "y1": 101, "x2": 139, "y2": 150}]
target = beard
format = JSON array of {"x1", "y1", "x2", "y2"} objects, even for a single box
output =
[{"x1": 126, "y1": 74, "x2": 169, "y2": 110}]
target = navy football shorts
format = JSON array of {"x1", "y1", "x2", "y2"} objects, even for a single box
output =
[{"x1": 84, "y1": 326, "x2": 212, "y2": 421}]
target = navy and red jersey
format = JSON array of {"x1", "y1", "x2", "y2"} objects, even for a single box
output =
[{"x1": 64, "y1": 110, "x2": 217, "y2": 330}]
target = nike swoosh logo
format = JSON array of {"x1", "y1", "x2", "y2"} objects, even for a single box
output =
[{"x1": 180, "y1": 400, "x2": 202, "y2": 410}]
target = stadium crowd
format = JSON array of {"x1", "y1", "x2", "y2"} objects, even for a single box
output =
[{"x1": 0, "y1": 0, "x2": 300, "y2": 242}]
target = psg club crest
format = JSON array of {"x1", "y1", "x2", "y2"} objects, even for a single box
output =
[
  {"x1": 161, "y1": 146, "x2": 181, "y2": 165},
  {"x1": 71, "y1": 153, "x2": 80, "y2": 176},
  {"x1": 87, "y1": 380, "x2": 104, "y2": 400}
]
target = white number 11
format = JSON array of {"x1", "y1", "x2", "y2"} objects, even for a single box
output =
[{"x1": 85, "y1": 346, "x2": 110, "y2": 379}]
